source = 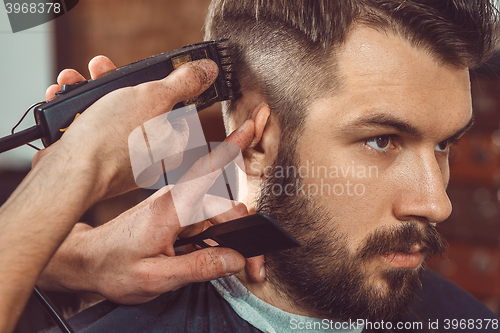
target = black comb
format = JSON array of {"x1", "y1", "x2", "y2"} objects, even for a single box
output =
[
  {"x1": 174, "y1": 214, "x2": 301, "y2": 258},
  {"x1": 29, "y1": 39, "x2": 240, "y2": 147}
]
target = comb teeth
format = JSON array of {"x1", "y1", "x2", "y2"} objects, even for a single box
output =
[{"x1": 216, "y1": 40, "x2": 241, "y2": 100}]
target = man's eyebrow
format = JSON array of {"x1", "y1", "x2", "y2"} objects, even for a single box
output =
[
  {"x1": 342, "y1": 113, "x2": 474, "y2": 141},
  {"x1": 447, "y1": 115, "x2": 474, "y2": 142},
  {"x1": 342, "y1": 113, "x2": 424, "y2": 138}
]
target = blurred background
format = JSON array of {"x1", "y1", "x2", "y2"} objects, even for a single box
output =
[{"x1": 0, "y1": 0, "x2": 498, "y2": 332}]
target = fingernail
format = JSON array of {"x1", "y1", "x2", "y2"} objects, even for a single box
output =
[
  {"x1": 197, "y1": 59, "x2": 218, "y2": 83},
  {"x1": 252, "y1": 102, "x2": 267, "y2": 118},
  {"x1": 237, "y1": 120, "x2": 248, "y2": 132},
  {"x1": 222, "y1": 251, "x2": 243, "y2": 275},
  {"x1": 260, "y1": 266, "x2": 266, "y2": 278}
]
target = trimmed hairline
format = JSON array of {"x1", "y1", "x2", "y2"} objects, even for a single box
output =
[{"x1": 219, "y1": 22, "x2": 469, "y2": 133}]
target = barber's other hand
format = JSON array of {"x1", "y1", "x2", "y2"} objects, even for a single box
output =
[
  {"x1": 34, "y1": 55, "x2": 218, "y2": 202},
  {"x1": 44, "y1": 202, "x2": 248, "y2": 305},
  {"x1": 39, "y1": 119, "x2": 255, "y2": 304}
]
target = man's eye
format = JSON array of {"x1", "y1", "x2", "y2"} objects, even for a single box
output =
[
  {"x1": 365, "y1": 135, "x2": 394, "y2": 151},
  {"x1": 435, "y1": 140, "x2": 449, "y2": 152}
]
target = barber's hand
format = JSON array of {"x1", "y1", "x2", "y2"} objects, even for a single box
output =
[
  {"x1": 39, "y1": 119, "x2": 256, "y2": 304},
  {"x1": 34, "y1": 55, "x2": 218, "y2": 202},
  {"x1": 45, "y1": 55, "x2": 118, "y2": 100}
]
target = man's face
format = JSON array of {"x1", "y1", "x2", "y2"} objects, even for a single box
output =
[{"x1": 256, "y1": 26, "x2": 472, "y2": 320}]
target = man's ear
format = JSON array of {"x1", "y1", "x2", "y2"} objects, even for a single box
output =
[{"x1": 244, "y1": 104, "x2": 279, "y2": 178}]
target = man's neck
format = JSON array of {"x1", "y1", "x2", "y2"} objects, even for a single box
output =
[{"x1": 235, "y1": 269, "x2": 316, "y2": 318}]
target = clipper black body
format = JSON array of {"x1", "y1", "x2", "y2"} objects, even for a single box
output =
[
  {"x1": 174, "y1": 214, "x2": 301, "y2": 258},
  {"x1": 33, "y1": 39, "x2": 239, "y2": 147}
]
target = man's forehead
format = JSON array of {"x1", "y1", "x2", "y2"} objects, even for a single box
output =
[
  {"x1": 336, "y1": 26, "x2": 470, "y2": 92},
  {"x1": 306, "y1": 26, "x2": 472, "y2": 140}
]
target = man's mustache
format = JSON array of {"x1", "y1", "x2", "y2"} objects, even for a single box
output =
[{"x1": 358, "y1": 222, "x2": 447, "y2": 262}]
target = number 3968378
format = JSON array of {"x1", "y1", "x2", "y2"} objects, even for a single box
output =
[{"x1": 5, "y1": 2, "x2": 61, "y2": 14}]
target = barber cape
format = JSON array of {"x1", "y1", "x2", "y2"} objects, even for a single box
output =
[{"x1": 41, "y1": 270, "x2": 499, "y2": 333}]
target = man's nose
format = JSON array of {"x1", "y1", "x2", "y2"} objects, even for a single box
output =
[{"x1": 393, "y1": 151, "x2": 452, "y2": 224}]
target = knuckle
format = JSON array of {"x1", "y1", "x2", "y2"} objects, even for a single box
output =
[
  {"x1": 130, "y1": 62, "x2": 211, "y2": 114},
  {"x1": 133, "y1": 82, "x2": 174, "y2": 112},
  {"x1": 132, "y1": 264, "x2": 161, "y2": 296},
  {"x1": 148, "y1": 190, "x2": 173, "y2": 215},
  {"x1": 189, "y1": 251, "x2": 224, "y2": 282}
]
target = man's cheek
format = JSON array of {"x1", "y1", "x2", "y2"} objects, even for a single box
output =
[
  {"x1": 300, "y1": 162, "x2": 380, "y2": 201},
  {"x1": 305, "y1": 165, "x2": 388, "y2": 249}
]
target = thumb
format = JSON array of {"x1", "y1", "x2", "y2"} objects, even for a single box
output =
[
  {"x1": 134, "y1": 59, "x2": 219, "y2": 119},
  {"x1": 167, "y1": 247, "x2": 245, "y2": 288}
]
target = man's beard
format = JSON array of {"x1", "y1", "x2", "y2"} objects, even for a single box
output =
[{"x1": 255, "y1": 147, "x2": 447, "y2": 322}]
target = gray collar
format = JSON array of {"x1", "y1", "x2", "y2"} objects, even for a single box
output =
[{"x1": 211, "y1": 276, "x2": 364, "y2": 333}]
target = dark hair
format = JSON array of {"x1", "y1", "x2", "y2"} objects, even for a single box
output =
[{"x1": 205, "y1": 0, "x2": 498, "y2": 141}]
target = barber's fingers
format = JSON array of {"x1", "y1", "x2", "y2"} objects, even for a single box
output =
[
  {"x1": 245, "y1": 256, "x2": 266, "y2": 283},
  {"x1": 152, "y1": 120, "x2": 253, "y2": 216},
  {"x1": 178, "y1": 200, "x2": 248, "y2": 239},
  {"x1": 88, "y1": 55, "x2": 117, "y2": 79},
  {"x1": 218, "y1": 120, "x2": 255, "y2": 160},
  {"x1": 57, "y1": 68, "x2": 86, "y2": 86},
  {"x1": 46, "y1": 58, "x2": 217, "y2": 123},
  {"x1": 130, "y1": 115, "x2": 190, "y2": 188},
  {"x1": 45, "y1": 69, "x2": 86, "y2": 101},
  {"x1": 45, "y1": 56, "x2": 116, "y2": 101},
  {"x1": 165, "y1": 247, "x2": 245, "y2": 290},
  {"x1": 160, "y1": 118, "x2": 190, "y2": 172},
  {"x1": 178, "y1": 120, "x2": 254, "y2": 187},
  {"x1": 163, "y1": 60, "x2": 217, "y2": 105},
  {"x1": 45, "y1": 84, "x2": 61, "y2": 101},
  {"x1": 204, "y1": 199, "x2": 265, "y2": 283},
  {"x1": 162, "y1": 121, "x2": 254, "y2": 225},
  {"x1": 207, "y1": 202, "x2": 248, "y2": 225},
  {"x1": 132, "y1": 59, "x2": 219, "y2": 118}
]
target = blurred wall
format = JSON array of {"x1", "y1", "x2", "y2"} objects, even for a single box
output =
[
  {"x1": 0, "y1": 8, "x2": 53, "y2": 169},
  {"x1": 427, "y1": 65, "x2": 500, "y2": 314},
  {"x1": 55, "y1": 0, "x2": 211, "y2": 73}
]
